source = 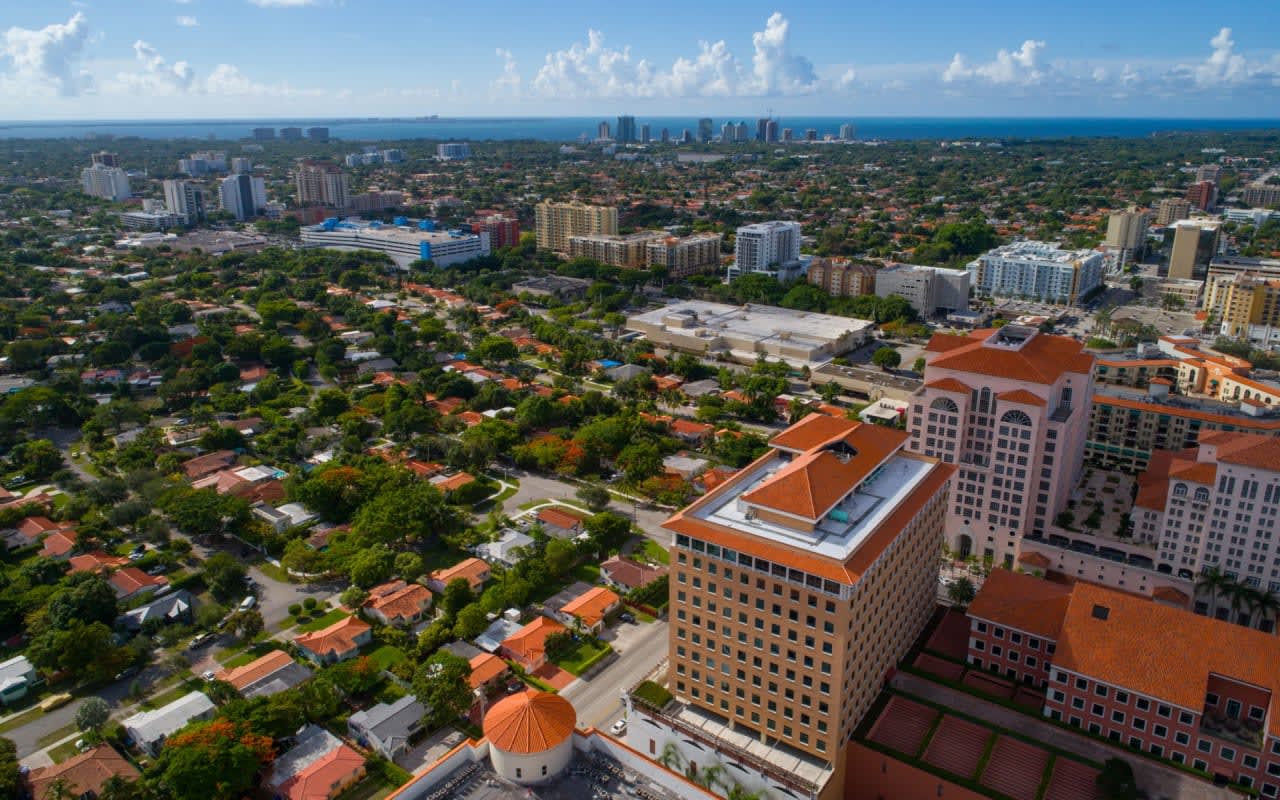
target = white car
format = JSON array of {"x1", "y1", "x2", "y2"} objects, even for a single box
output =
[
  {"x1": 202, "y1": 670, "x2": 216, "y2": 681},
  {"x1": 610, "y1": 719, "x2": 627, "y2": 735},
  {"x1": 238, "y1": 596, "x2": 256, "y2": 611}
]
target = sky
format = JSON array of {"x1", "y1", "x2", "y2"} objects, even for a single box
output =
[{"x1": 1, "y1": 0, "x2": 1279, "y2": 120}]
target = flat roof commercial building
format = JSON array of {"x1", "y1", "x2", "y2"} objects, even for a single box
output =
[
  {"x1": 301, "y1": 218, "x2": 490, "y2": 269},
  {"x1": 875, "y1": 262, "x2": 971, "y2": 317},
  {"x1": 626, "y1": 300, "x2": 872, "y2": 368}
]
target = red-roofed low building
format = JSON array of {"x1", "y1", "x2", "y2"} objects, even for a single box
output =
[
  {"x1": 38, "y1": 529, "x2": 78, "y2": 559},
  {"x1": 69, "y1": 550, "x2": 130, "y2": 574},
  {"x1": 500, "y1": 616, "x2": 566, "y2": 671},
  {"x1": 468, "y1": 652, "x2": 510, "y2": 692},
  {"x1": 670, "y1": 419, "x2": 714, "y2": 446},
  {"x1": 534, "y1": 506, "x2": 584, "y2": 537},
  {"x1": 556, "y1": 586, "x2": 621, "y2": 635},
  {"x1": 26, "y1": 745, "x2": 140, "y2": 800},
  {"x1": 599, "y1": 556, "x2": 667, "y2": 592},
  {"x1": 270, "y1": 726, "x2": 366, "y2": 800},
  {"x1": 294, "y1": 616, "x2": 372, "y2": 665},
  {"x1": 430, "y1": 472, "x2": 476, "y2": 493},
  {"x1": 109, "y1": 567, "x2": 169, "y2": 600},
  {"x1": 362, "y1": 580, "x2": 432, "y2": 626},
  {"x1": 426, "y1": 557, "x2": 491, "y2": 593}
]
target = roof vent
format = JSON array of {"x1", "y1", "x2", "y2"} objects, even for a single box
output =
[{"x1": 1091, "y1": 604, "x2": 1110, "y2": 621}]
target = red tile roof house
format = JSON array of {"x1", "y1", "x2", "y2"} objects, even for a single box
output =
[
  {"x1": 26, "y1": 744, "x2": 140, "y2": 800},
  {"x1": 267, "y1": 725, "x2": 366, "y2": 800},
  {"x1": 426, "y1": 557, "x2": 491, "y2": 593},
  {"x1": 599, "y1": 556, "x2": 668, "y2": 592},
  {"x1": 38, "y1": 528, "x2": 79, "y2": 559},
  {"x1": 294, "y1": 616, "x2": 372, "y2": 665},
  {"x1": 670, "y1": 419, "x2": 715, "y2": 446},
  {"x1": 109, "y1": 567, "x2": 170, "y2": 600},
  {"x1": 556, "y1": 586, "x2": 622, "y2": 636},
  {"x1": 534, "y1": 506, "x2": 585, "y2": 537},
  {"x1": 500, "y1": 616, "x2": 567, "y2": 672},
  {"x1": 361, "y1": 580, "x2": 433, "y2": 626}
]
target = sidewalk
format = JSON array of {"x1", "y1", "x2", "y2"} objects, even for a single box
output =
[{"x1": 891, "y1": 672, "x2": 1242, "y2": 800}]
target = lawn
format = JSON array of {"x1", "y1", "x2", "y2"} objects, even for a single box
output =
[
  {"x1": 295, "y1": 609, "x2": 349, "y2": 632},
  {"x1": 635, "y1": 538, "x2": 670, "y2": 565},
  {"x1": 255, "y1": 561, "x2": 293, "y2": 584},
  {"x1": 570, "y1": 563, "x2": 601, "y2": 584},
  {"x1": 365, "y1": 645, "x2": 408, "y2": 671},
  {"x1": 220, "y1": 644, "x2": 283, "y2": 668},
  {"x1": 553, "y1": 639, "x2": 613, "y2": 676},
  {"x1": 140, "y1": 680, "x2": 203, "y2": 711},
  {"x1": 335, "y1": 775, "x2": 398, "y2": 800},
  {"x1": 47, "y1": 739, "x2": 84, "y2": 764}
]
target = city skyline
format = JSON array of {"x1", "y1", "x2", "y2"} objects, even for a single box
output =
[{"x1": 1, "y1": 2, "x2": 1279, "y2": 119}]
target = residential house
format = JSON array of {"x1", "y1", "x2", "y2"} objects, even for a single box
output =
[
  {"x1": 0, "y1": 656, "x2": 37, "y2": 705},
  {"x1": 120, "y1": 589, "x2": 194, "y2": 632},
  {"x1": 109, "y1": 567, "x2": 170, "y2": 600},
  {"x1": 215, "y1": 649, "x2": 313, "y2": 699},
  {"x1": 427, "y1": 558, "x2": 491, "y2": 593},
  {"x1": 475, "y1": 529, "x2": 535, "y2": 568},
  {"x1": 468, "y1": 653, "x2": 510, "y2": 692},
  {"x1": 38, "y1": 528, "x2": 78, "y2": 559},
  {"x1": 556, "y1": 586, "x2": 621, "y2": 635},
  {"x1": 5, "y1": 515, "x2": 62, "y2": 551},
  {"x1": 474, "y1": 617, "x2": 524, "y2": 654},
  {"x1": 68, "y1": 550, "x2": 129, "y2": 575},
  {"x1": 362, "y1": 580, "x2": 433, "y2": 627},
  {"x1": 680, "y1": 379, "x2": 722, "y2": 399},
  {"x1": 534, "y1": 507, "x2": 585, "y2": 538},
  {"x1": 347, "y1": 695, "x2": 426, "y2": 761},
  {"x1": 294, "y1": 616, "x2": 371, "y2": 665},
  {"x1": 607, "y1": 363, "x2": 650, "y2": 382},
  {"x1": 252, "y1": 501, "x2": 318, "y2": 532},
  {"x1": 500, "y1": 616, "x2": 567, "y2": 671},
  {"x1": 599, "y1": 556, "x2": 668, "y2": 592},
  {"x1": 430, "y1": 472, "x2": 477, "y2": 493},
  {"x1": 268, "y1": 725, "x2": 366, "y2": 800},
  {"x1": 670, "y1": 419, "x2": 714, "y2": 446},
  {"x1": 180, "y1": 450, "x2": 237, "y2": 481},
  {"x1": 123, "y1": 692, "x2": 216, "y2": 756},
  {"x1": 26, "y1": 745, "x2": 140, "y2": 799}
]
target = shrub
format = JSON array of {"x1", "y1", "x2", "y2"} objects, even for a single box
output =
[
  {"x1": 287, "y1": 603, "x2": 302, "y2": 616},
  {"x1": 303, "y1": 597, "x2": 318, "y2": 610}
]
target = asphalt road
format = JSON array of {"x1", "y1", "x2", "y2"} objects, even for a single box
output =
[
  {"x1": 561, "y1": 619, "x2": 669, "y2": 732},
  {"x1": 499, "y1": 469, "x2": 673, "y2": 547}
]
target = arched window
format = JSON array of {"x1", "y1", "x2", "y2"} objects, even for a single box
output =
[
  {"x1": 1000, "y1": 409, "x2": 1032, "y2": 426},
  {"x1": 1194, "y1": 487, "x2": 1210, "y2": 503},
  {"x1": 930, "y1": 397, "x2": 959, "y2": 413},
  {"x1": 1173, "y1": 483, "x2": 1188, "y2": 498}
]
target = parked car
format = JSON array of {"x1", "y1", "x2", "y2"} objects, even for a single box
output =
[
  {"x1": 114, "y1": 665, "x2": 140, "y2": 681},
  {"x1": 238, "y1": 595, "x2": 256, "y2": 611},
  {"x1": 201, "y1": 670, "x2": 216, "y2": 681},
  {"x1": 189, "y1": 633, "x2": 216, "y2": 650},
  {"x1": 618, "y1": 612, "x2": 636, "y2": 624},
  {"x1": 610, "y1": 719, "x2": 627, "y2": 735}
]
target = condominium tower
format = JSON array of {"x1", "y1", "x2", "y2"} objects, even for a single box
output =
[
  {"x1": 534, "y1": 201, "x2": 618, "y2": 253},
  {"x1": 80, "y1": 164, "x2": 131, "y2": 201},
  {"x1": 967, "y1": 241, "x2": 1105, "y2": 305},
  {"x1": 730, "y1": 221, "x2": 803, "y2": 281},
  {"x1": 163, "y1": 179, "x2": 204, "y2": 224},
  {"x1": 1156, "y1": 198, "x2": 1193, "y2": 226},
  {"x1": 653, "y1": 413, "x2": 953, "y2": 799},
  {"x1": 1104, "y1": 207, "x2": 1151, "y2": 264},
  {"x1": 219, "y1": 174, "x2": 266, "y2": 222},
  {"x1": 909, "y1": 326, "x2": 1095, "y2": 565},
  {"x1": 294, "y1": 160, "x2": 350, "y2": 208}
]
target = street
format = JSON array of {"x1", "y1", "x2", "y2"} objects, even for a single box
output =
[
  {"x1": 561, "y1": 619, "x2": 668, "y2": 732},
  {"x1": 499, "y1": 469, "x2": 674, "y2": 547}
]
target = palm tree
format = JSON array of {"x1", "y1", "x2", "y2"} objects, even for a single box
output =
[
  {"x1": 1228, "y1": 581, "x2": 1255, "y2": 626},
  {"x1": 1196, "y1": 567, "x2": 1230, "y2": 619},
  {"x1": 1252, "y1": 590, "x2": 1280, "y2": 633}
]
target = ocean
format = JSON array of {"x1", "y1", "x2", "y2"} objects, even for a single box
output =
[{"x1": 0, "y1": 117, "x2": 1276, "y2": 142}]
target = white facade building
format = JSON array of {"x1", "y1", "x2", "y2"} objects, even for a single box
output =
[
  {"x1": 219, "y1": 174, "x2": 266, "y2": 221},
  {"x1": 729, "y1": 221, "x2": 803, "y2": 281},
  {"x1": 436, "y1": 142, "x2": 472, "y2": 160},
  {"x1": 80, "y1": 165, "x2": 131, "y2": 201},
  {"x1": 875, "y1": 263, "x2": 971, "y2": 317},
  {"x1": 967, "y1": 241, "x2": 1105, "y2": 305},
  {"x1": 301, "y1": 218, "x2": 490, "y2": 269},
  {"x1": 163, "y1": 179, "x2": 203, "y2": 224}
]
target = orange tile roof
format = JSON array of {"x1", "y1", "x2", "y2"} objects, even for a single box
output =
[
  {"x1": 68, "y1": 550, "x2": 129, "y2": 574},
  {"x1": 1054, "y1": 581, "x2": 1280, "y2": 736},
  {"x1": 767, "y1": 412, "x2": 859, "y2": 452},
  {"x1": 294, "y1": 616, "x2": 370, "y2": 659},
  {"x1": 559, "y1": 586, "x2": 621, "y2": 628},
  {"x1": 1017, "y1": 551, "x2": 1051, "y2": 569},
  {"x1": 430, "y1": 557, "x2": 489, "y2": 590},
  {"x1": 501, "y1": 616, "x2": 566, "y2": 665},
  {"x1": 276, "y1": 743, "x2": 365, "y2": 800},
  {"x1": 363, "y1": 581, "x2": 432, "y2": 622},
  {"x1": 535, "y1": 507, "x2": 585, "y2": 530},
  {"x1": 27, "y1": 745, "x2": 139, "y2": 799},
  {"x1": 216, "y1": 649, "x2": 295, "y2": 690},
  {"x1": 468, "y1": 653, "x2": 509, "y2": 690},
  {"x1": 967, "y1": 569, "x2": 1073, "y2": 639},
  {"x1": 433, "y1": 472, "x2": 476, "y2": 491},
  {"x1": 482, "y1": 689, "x2": 576, "y2": 754},
  {"x1": 39, "y1": 529, "x2": 77, "y2": 558},
  {"x1": 997, "y1": 389, "x2": 1047, "y2": 407},
  {"x1": 926, "y1": 329, "x2": 1094, "y2": 385},
  {"x1": 671, "y1": 419, "x2": 714, "y2": 437},
  {"x1": 1199, "y1": 430, "x2": 1280, "y2": 471},
  {"x1": 109, "y1": 567, "x2": 168, "y2": 596},
  {"x1": 741, "y1": 423, "x2": 906, "y2": 520},
  {"x1": 924, "y1": 377, "x2": 972, "y2": 394}
]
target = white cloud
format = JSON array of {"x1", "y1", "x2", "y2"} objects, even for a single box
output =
[
  {"x1": 523, "y1": 13, "x2": 825, "y2": 99},
  {"x1": 836, "y1": 68, "x2": 856, "y2": 90},
  {"x1": 115, "y1": 39, "x2": 196, "y2": 93},
  {"x1": 944, "y1": 39, "x2": 1047, "y2": 86},
  {"x1": 0, "y1": 12, "x2": 92, "y2": 96},
  {"x1": 491, "y1": 48, "x2": 520, "y2": 95},
  {"x1": 246, "y1": 0, "x2": 318, "y2": 7},
  {"x1": 1192, "y1": 27, "x2": 1248, "y2": 87},
  {"x1": 175, "y1": 16, "x2": 199, "y2": 27}
]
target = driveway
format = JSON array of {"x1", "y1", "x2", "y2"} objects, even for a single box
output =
[{"x1": 500, "y1": 470, "x2": 672, "y2": 546}]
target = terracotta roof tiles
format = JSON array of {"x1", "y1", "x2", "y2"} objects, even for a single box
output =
[
  {"x1": 926, "y1": 329, "x2": 1093, "y2": 385},
  {"x1": 215, "y1": 649, "x2": 295, "y2": 690},
  {"x1": 482, "y1": 690, "x2": 576, "y2": 754},
  {"x1": 967, "y1": 569, "x2": 1073, "y2": 640},
  {"x1": 997, "y1": 389, "x2": 1047, "y2": 407}
]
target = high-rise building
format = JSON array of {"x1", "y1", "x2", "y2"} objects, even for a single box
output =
[
  {"x1": 644, "y1": 232, "x2": 722, "y2": 279},
  {"x1": 1212, "y1": 273, "x2": 1280, "y2": 339},
  {"x1": 839, "y1": 123, "x2": 856, "y2": 140},
  {"x1": 306, "y1": 127, "x2": 330, "y2": 142},
  {"x1": 471, "y1": 215, "x2": 521, "y2": 250},
  {"x1": 807, "y1": 258, "x2": 877, "y2": 297},
  {"x1": 639, "y1": 124, "x2": 650, "y2": 144},
  {"x1": 652, "y1": 413, "x2": 954, "y2": 798},
  {"x1": 1185, "y1": 180, "x2": 1218, "y2": 211},
  {"x1": 1242, "y1": 184, "x2": 1280, "y2": 209},
  {"x1": 660, "y1": 128, "x2": 670, "y2": 144},
  {"x1": 697, "y1": 118, "x2": 713, "y2": 143},
  {"x1": 90, "y1": 151, "x2": 118, "y2": 167},
  {"x1": 764, "y1": 119, "x2": 778, "y2": 143},
  {"x1": 1156, "y1": 197, "x2": 1192, "y2": 226},
  {"x1": 731, "y1": 220, "x2": 803, "y2": 281},
  {"x1": 755, "y1": 118, "x2": 771, "y2": 142},
  {"x1": 1195, "y1": 163, "x2": 1223, "y2": 184},
  {"x1": 80, "y1": 164, "x2": 131, "y2": 201},
  {"x1": 680, "y1": 129, "x2": 692, "y2": 144},
  {"x1": 804, "y1": 128, "x2": 818, "y2": 142},
  {"x1": 294, "y1": 160, "x2": 350, "y2": 208},
  {"x1": 230, "y1": 157, "x2": 253, "y2": 174},
  {"x1": 534, "y1": 201, "x2": 618, "y2": 253},
  {"x1": 874, "y1": 263, "x2": 971, "y2": 316},
  {"x1": 568, "y1": 232, "x2": 663, "y2": 268},
  {"x1": 219, "y1": 173, "x2": 265, "y2": 221},
  {"x1": 163, "y1": 179, "x2": 204, "y2": 224},
  {"x1": 1168, "y1": 220, "x2": 1221, "y2": 280},
  {"x1": 280, "y1": 127, "x2": 303, "y2": 141},
  {"x1": 597, "y1": 121, "x2": 611, "y2": 141},
  {"x1": 615, "y1": 115, "x2": 637, "y2": 144},
  {"x1": 781, "y1": 128, "x2": 793, "y2": 143},
  {"x1": 1103, "y1": 206, "x2": 1152, "y2": 265},
  {"x1": 435, "y1": 142, "x2": 471, "y2": 160},
  {"x1": 909, "y1": 325, "x2": 1095, "y2": 565},
  {"x1": 967, "y1": 241, "x2": 1105, "y2": 305},
  {"x1": 252, "y1": 127, "x2": 275, "y2": 140},
  {"x1": 734, "y1": 121, "x2": 749, "y2": 142}
]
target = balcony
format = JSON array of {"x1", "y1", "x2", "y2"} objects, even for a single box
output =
[{"x1": 1200, "y1": 711, "x2": 1265, "y2": 751}]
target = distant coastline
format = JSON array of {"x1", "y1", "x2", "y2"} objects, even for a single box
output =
[{"x1": 0, "y1": 116, "x2": 1277, "y2": 142}]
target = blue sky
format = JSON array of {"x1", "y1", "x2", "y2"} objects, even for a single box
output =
[{"x1": 1, "y1": 0, "x2": 1279, "y2": 119}]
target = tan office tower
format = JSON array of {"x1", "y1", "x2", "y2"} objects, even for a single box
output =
[
  {"x1": 534, "y1": 201, "x2": 618, "y2": 253},
  {"x1": 649, "y1": 414, "x2": 953, "y2": 800},
  {"x1": 1104, "y1": 207, "x2": 1151, "y2": 262},
  {"x1": 1168, "y1": 220, "x2": 1220, "y2": 280},
  {"x1": 1156, "y1": 198, "x2": 1192, "y2": 226}
]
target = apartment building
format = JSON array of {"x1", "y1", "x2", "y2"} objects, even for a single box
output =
[
  {"x1": 1215, "y1": 274, "x2": 1280, "y2": 339},
  {"x1": 1104, "y1": 207, "x2": 1151, "y2": 264},
  {"x1": 568, "y1": 231, "x2": 663, "y2": 268},
  {"x1": 730, "y1": 221, "x2": 803, "y2": 281},
  {"x1": 653, "y1": 413, "x2": 953, "y2": 799},
  {"x1": 300, "y1": 218, "x2": 490, "y2": 270},
  {"x1": 967, "y1": 241, "x2": 1104, "y2": 305},
  {"x1": 163, "y1": 180, "x2": 203, "y2": 224},
  {"x1": 1242, "y1": 184, "x2": 1280, "y2": 209},
  {"x1": 645, "y1": 232, "x2": 723, "y2": 279},
  {"x1": 470, "y1": 215, "x2": 521, "y2": 250},
  {"x1": 219, "y1": 174, "x2": 266, "y2": 222},
  {"x1": 806, "y1": 258, "x2": 876, "y2": 297},
  {"x1": 1185, "y1": 180, "x2": 1218, "y2": 211},
  {"x1": 294, "y1": 160, "x2": 350, "y2": 208},
  {"x1": 81, "y1": 164, "x2": 131, "y2": 201},
  {"x1": 1133, "y1": 431, "x2": 1280, "y2": 600},
  {"x1": 909, "y1": 326, "x2": 1095, "y2": 565},
  {"x1": 874, "y1": 262, "x2": 971, "y2": 317},
  {"x1": 436, "y1": 142, "x2": 472, "y2": 160},
  {"x1": 968, "y1": 571, "x2": 1280, "y2": 795},
  {"x1": 534, "y1": 201, "x2": 618, "y2": 253},
  {"x1": 1156, "y1": 198, "x2": 1193, "y2": 226}
]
